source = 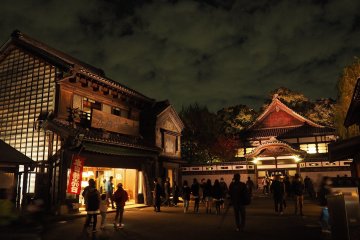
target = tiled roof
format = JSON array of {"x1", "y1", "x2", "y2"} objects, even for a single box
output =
[
  {"x1": 3, "y1": 30, "x2": 153, "y2": 102},
  {"x1": 47, "y1": 119, "x2": 160, "y2": 152},
  {"x1": 244, "y1": 124, "x2": 335, "y2": 139}
]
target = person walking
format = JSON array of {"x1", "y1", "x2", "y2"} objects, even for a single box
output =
[
  {"x1": 318, "y1": 176, "x2": 332, "y2": 233},
  {"x1": 246, "y1": 177, "x2": 255, "y2": 197},
  {"x1": 283, "y1": 175, "x2": 291, "y2": 209},
  {"x1": 203, "y1": 179, "x2": 213, "y2": 214},
  {"x1": 172, "y1": 180, "x2": 180, "y2": 207},
  {"x1": 153, "y1": 178, "x2": 162, "y2": 212},
  {"x1": 229, "y1": 173, "x2": 249, "y2": 232},
  {"x1": 105, "y1": 176, "x2": 115, "y2": 209},
  {"x1": 292, "y1": 173, "x2": 305, "y2": 216},
  {"x1": 113, "y1": 183, "x2": 128, "y2": 229},
  {"x1": 212, "y1": 179, "x2": 223, "y2": 215},
  {"x1": 182, "y1": 180, "x2": 191, "y2": 213},
  {"x1": 83, "y1": 179, "x2": 100, "y2": 233},
  {"x1": 191, "y1": 178, "x2": 200, "y2": 213},
  {"x1": 99, "y1": 193, "x2": 108, "y2": 230},
  {"x1": 219, "y1": 178, "x2": 228, "y2": 209},
  {"x1": 270, "y1": 175, "x2": 285, "y2": 215},
  {"x1": 200, "y1": 178, "x2": 206, "y2": 204},
  {"x1": 164, "y1": 177, "x2": 171, "y2": 206}
]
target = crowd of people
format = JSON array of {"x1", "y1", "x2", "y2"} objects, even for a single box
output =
[
  {"x1": 80, "y1": 173, "x2": 358, "y2": 233},
  {"x1": 153, "y1": 174, "x2": 253, "y2": 231}
]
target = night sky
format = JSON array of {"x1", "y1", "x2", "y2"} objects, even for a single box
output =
[{"x1": 1, "y1": 0, "x2": 360, "y2": 111}]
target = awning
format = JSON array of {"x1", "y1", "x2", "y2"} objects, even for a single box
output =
[
  {"x1": 82, "y1": 142, "x2": 158, "y2": 158},
  {"x1": 0, "y1": 140, "x2": 34, "y2": 165}
]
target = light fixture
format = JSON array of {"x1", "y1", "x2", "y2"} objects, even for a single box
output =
[
  {"x1": 292, "y1": 155, "x2": 302, "y2": 162},
  {"x1": 252, "y1": 158, "x2": 259, "y2": 164}
]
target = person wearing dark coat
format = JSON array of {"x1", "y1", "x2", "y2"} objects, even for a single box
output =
[
  {"x1": 270, "y1": 175, "x2": 285, "y2": 215},
  {"x1": 203, "y1": 179, "x2": 213, "y2": 214},
  {"x1": 229, "y1": 173, "x2": 248, "y2": 232},
  {"x1": 191, "y1": 178, "x2": 200, "y2": 213},
  {"x1": 153, "y1": 178, "x2": 162, "y2": 212},
  {"x1": 219, "y1": 178, "x2": 228, "y2": 209},
  {"x1": 172, "y1": 181, "x2": 180, "y2": 206},
  {"x1": 212, "y1": 179, "x2": 223, "y2": 215},
  {"x1": 83, "y1": 179, "x2": 100, "y2": 232},
  {"x1": 182, "y1": 180, "x2": 191, "y2": 213},
  {"x1": 292, "y1": 174, "x2": 305, "y2": 216}
]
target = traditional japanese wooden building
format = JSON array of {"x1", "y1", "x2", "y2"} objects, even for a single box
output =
[
  {"x1": 0, "y1": 30, "x2": 184, "y2": 212},
  {"x1": 329, "y1": 78, "x2": 360, "y2": 178},
  {"x1": 182, "y1": 96, "x2": 351, "y2": 187},
  {"x1": 238, "y1": 96, "x2": 351, "y2": 185}
]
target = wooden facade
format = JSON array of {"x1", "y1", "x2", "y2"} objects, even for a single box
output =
[
  {"x1": 182, "y1": 96, "x2": 351, "y2": 186},
  {"x1": 0, "y1": 30, "x2": 184, "y2": 212},
  {"x1": 329, "y1": 78, "x2": 360, "y2": 178}
]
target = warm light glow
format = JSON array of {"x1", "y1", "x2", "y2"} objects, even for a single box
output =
[
  {"x1": 81, "y1": 181, "x2": 88, "y2": 187},
  {"x1": 293, "y1": 155, "x2": 302, "y2": 162},
  {"x1": 252, "y1": 158, "x2": 259, "y2": 164}
]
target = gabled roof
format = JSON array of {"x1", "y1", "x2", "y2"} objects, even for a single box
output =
[
  {"x1": 245, "y1": 124, "x2": 335, "y2": 139},
  {"x1": 0, "y1": 30, "x2": 153, "y2": 103},
  {"x1": 250, "y1": 96, "x2": 323, "y2": 130},
  {"x1": 155, "y1": 101, "x2": 185, "y2": 131},
  {"x1": 245, "y1": 138, "x2": 307, "y2": 159}
]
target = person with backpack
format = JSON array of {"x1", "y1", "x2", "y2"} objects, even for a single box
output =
[
  {"x1": 229, "y1": 173, "x2": 250, "y2": 232},
  {"x1": 83, "y1": 179, "x2": 100, "y2": 233},
  {"x1": 113, "y1": 183, "x2": 129, "y2": 229}
]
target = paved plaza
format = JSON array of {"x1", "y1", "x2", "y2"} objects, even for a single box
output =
[{"x1": 41, "y1": 194, "x2": 330, "y2": 240}]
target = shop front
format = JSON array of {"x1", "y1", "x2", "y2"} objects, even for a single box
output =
[{"x1": 79, "y1": 167, "x2": 141, "y2": 207}]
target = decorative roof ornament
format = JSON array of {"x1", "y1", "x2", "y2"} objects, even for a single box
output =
[{"x1": 272, "y1": 94, "x2": 279, "y2": 100}]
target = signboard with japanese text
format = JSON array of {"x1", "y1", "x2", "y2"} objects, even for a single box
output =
[{"x1": 67, "y1": 155, "x2": 85, "y2": 195}]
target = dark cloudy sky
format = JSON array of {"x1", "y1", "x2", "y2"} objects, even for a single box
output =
[{"x1": 1, "y1": 0, "x2": 360, "y2": 111}]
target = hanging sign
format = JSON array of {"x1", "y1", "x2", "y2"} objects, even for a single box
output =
[{"x1": 67, "y1": 155, "x2": 85, "y2": 195}]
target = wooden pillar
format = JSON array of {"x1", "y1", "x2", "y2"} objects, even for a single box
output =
[
  {"x1": 134, "y1": 170, "x2": 139, "y2": 204},
  {"x1": 21, "y1": 165, "x2": 29, "y2": 208},
  {"x1": 59, "y1": 150, "x2": 69, "y2": 204}
]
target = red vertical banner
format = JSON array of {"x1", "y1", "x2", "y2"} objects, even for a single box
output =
[{"x1": 67, "y1": 155, "x2": 85, "y2": 195}]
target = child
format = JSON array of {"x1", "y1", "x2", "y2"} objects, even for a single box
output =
[{"x1": 99, "y1": 193, "x2": 108, "y2": 230}]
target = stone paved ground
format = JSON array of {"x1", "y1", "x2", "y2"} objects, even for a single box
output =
[{"x1": 40, "y1": 194, "x2": 333, "y2": 240}]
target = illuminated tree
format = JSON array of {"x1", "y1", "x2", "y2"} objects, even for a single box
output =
[
  {"x1": 217, "y1": 105, "x2": 257, "y2": 135},
  {"x1": 335, "y1": 58, "x2": 360, "y2": 139},
  {"x1": 179, "y1": 103, "x2": 221, "y2": 163}
]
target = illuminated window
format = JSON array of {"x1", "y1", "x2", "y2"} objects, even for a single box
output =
[
  {"x1": 83, "y1": 97, "x2": 101, "y2": 114},
  {"x1": 300, "y1": 144, "x2": 317, "y2": 154},
  {"x1": 317, "y1": 143, "x2": 328, "y2": 153},
  {"x1": 245, "y1": 147, "x2": 254, "y2": 154},
  {"x1": 236, "y1": 148, "x2": 245, "y2": 157}
]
